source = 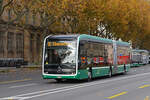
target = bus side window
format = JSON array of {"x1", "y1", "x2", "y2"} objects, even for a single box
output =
[{"x1": 78, "y1": 40, "x2": 87, "y2": 69}]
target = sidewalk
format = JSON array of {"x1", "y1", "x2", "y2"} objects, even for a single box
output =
[
  {"x1": 0, "y1": 67, "x2": 17, "y2": 73},
  {"x1": 0, "y1": 65, "x2": 41, "y2": 73},
  {"x1": 21, "y1": 64, "x2": 41, "y2": 68}
]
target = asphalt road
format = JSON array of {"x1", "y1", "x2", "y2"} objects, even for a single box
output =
[{"x1": 0, "y1": 65, "x2": 150, "y2": 100}]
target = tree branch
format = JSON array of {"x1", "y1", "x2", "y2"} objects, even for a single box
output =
[{"x1": 0, "y1": 0, "x2": 13, "y2": 16}]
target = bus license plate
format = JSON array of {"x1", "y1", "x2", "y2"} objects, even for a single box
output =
[{"x1": 57, "y1": 76, "x2": 61, "y2": 78}]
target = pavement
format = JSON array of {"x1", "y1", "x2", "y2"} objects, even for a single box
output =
[
  {"x1": 0, "y1": 67, "x2": 17, "y2": 73},
  {"x1": 0, "y1": 65, "x2": 41, "y2": 73},
  {"x1": 0, "y1": 64, "x2": 150, "y2": 100}
]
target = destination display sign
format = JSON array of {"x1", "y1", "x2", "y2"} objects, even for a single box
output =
[{"x1": 47, "y1": 42, "x2": 69, "y2": 47}]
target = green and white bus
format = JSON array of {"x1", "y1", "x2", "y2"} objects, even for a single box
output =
[
  {"x1": 42, "y1": 34, "x2": 131, "y2": 82},
  {"x1": 131, "y1": 49, "x2": 149, "y2": 67}
]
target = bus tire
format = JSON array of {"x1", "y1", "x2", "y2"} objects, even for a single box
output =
[{"x1": 87, "y1": 71, "x2": 92, "y2": 82}]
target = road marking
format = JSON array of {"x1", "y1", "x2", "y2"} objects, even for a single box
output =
[
  {"x1": 107, "y1": 92, "x2": 127, "y2": 99},
  {"x1": 139, "y1": 84, "x2": 150, "y2": 89},
  {"x1": 0, "y1": 78, "x2": 32, "y2": 84},
  {"x1": 9, "y1": 83, "x2": 37, "y2": 88},
  {"x1": 145, "y1": 96, "x2": 149, "y2": 100},
  {"x1": 0, "y1": 97, "x2": 29, "y2": 100},
  {"x1": 1, "y1": 72, "x2": 150, "y2": 100}
]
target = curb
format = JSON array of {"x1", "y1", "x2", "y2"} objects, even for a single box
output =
[
  {"x1": 0, "y1": 69, "x2": 16, "y2": 73},
  {"x1": 21, "y1": 65, "x2": 41, "y2": 69}
]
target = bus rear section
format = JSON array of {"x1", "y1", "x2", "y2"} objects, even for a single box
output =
[{"x1": 77, "y1": 35, "x2": 131, "y2": 80}]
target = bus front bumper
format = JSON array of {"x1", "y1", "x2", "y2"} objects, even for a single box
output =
[{"x1": 42, "y1": 74, "x2": 79, "y2": 80}]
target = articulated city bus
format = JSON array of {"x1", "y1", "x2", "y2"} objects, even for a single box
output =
[
  {"x1": 131, "y1": 49, "x2": 149, "y2": 67},
  {"x1": 42, "y1": 34, "x2": 131, "y2": 82}
]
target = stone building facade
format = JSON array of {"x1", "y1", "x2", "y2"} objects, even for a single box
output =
[
  {"x1": 0, "y1": 22, "x2": 42, "y2": 65},
  {"x1": 0, "y1": 0, "x2": 44, "y2": 66},
  {"x1": 0, "y1": 1, "x2": 71, "y2": 66}
]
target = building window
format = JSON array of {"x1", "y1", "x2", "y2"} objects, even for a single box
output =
[
  {"x1": 32, "y1": 14, "x2": 36, "y2": 25},
  {"x1": 16, "y1": 33, "x2": 24, "y2": 58},
  {"x1": 36, "y1": 34, "x2": 40, "y2": 54},
  {"x1": 0, "y1": 31, "x2": 4, "y2": 57},
  {"x1": 7, "y1": 32, "x2": 14, "y2": 55},
  {"x1": 25, "y1": 9, "x2": 29, "y2": 25},
  {"x1": 30, "y1": 34, "x2": 34, "y2": 53},
  {"x1": 30, "y1": 34, "x2": 34, "y2": 62}
]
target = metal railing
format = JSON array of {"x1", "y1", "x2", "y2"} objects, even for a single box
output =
[{"x1": 0, "y1": 58, "x2": 28, "y2": 67}]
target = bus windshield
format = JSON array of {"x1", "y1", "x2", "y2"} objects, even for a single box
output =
[{"x1": 44, "y1": 39, "x2": 77, "y2": 74}]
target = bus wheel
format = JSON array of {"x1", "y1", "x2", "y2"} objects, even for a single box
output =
[
  {"x1": 87, "y1": 71, "x2": 92, "y2": 82},
  {"x1": 55, "y1": 79, "x2": 62, "y2": 83}
]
